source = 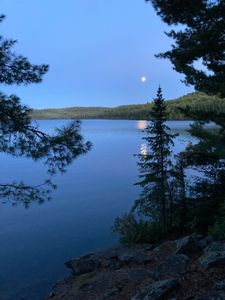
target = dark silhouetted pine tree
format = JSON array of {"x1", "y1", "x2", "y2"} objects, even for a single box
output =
[
  {"x1": 134, "y1": 87, "x2": 177, "y2": 234},
  {"x1": 146, "y1": 0, "x2": 225, "y2": 98},
  {"x1": 0, "y1": 15, "x2": 91, "y2": 206}
]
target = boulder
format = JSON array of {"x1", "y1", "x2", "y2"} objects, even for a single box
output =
[
  {"x1": 118, "y1": 247, "x2": 153, "y2": 265},
  {"x1": 214, "y1": 280, "x2": 225, "y2": 291},
  {"x1": 198, "y1": 242, "x2": 225, "y2": 268},
  {"x1": 198, "y1": 235, "x2": 216, "y2": 250},
  {"x1": 153, "y1": 241, "x2": 176, "y2": 254},
  {"x1": 203, "y1": 241, "x2": 225, "y2": 253},
  {"x1": 96, "y1": 287, "x2": 120, "y2": 300},
  {"x1": 199, "y1": 250, "x2": 225, "y2": 268},
  {"x1": 65, "y1": 246, "x2": 125, "y2": 275},
  {"x1": 65, "y1": 253, "x2": 102, "y2": 275},
  {"x1": 155, "y1": 254, "x2": 191, "y2": 280},
  {"x1": 175, "y1": 234, "x2": 203, "y2": 255},
  {"x1": 131, "y1": 279, "x2": 179, "y2": 300},
  {"x1": 65, "y1": 245, "x2": 153, "y2": 275},
  {"x1": 193, "y1": 291, "x2": 225, "y2": 299},
  {"x1": 89, "y1": 267, "x2": 153, "y2": 294}
]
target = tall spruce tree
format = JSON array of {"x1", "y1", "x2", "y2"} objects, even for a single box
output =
[
  {"x1": 0, "y1": 15, "x2": 91, "y2": 206},
  {"x1": 134, "y1": 87, "x2": 176, "y2": 234}
]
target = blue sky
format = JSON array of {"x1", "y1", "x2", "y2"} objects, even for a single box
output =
[{"x1": 1, "y1": 0, "x2": 194, "y2": 108}]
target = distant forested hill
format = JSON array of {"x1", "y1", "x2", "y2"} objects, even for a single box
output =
[{"x1": 32, "y1": 92, "x2": 225, "y2": 120}]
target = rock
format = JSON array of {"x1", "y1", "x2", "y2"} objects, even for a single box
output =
[
  {"x1": 65, "y1": 246, "x2": 124, "y2": 275},
  {"x1": 214, "y1": 280, "x2": 225, "y2": 291},
  {"x1": 76, "y1": 273, "x2": 96, "y2": 289},
  {"x1": 47, "y1": 238, "x2": 225, "y2": 300},
  {"x1": 130, "y1": 244, "x2": 154, "y2": 252},
  {"x1": 118, "y1": 247, "x2": 153, "y2": 265},
  {"x1": 131, "y1": 279, "x2": 179, "y2": 300},
  {"x1": 45, "y1": 276, "x2": 78, "y2": 300},
  {"x1": 96, "y1": 287, "x2": 120, "y2": 300},
  {"x1": 175, "y1": 234, "x2": 217, "y2": 254},
  {"x1": 153, "y1": 241, "x2": 176, "y2": 254},
  {"x1": 151, "y1": 240, "x2": 177, "y2": 264},
  {"x1": 203, "y1": 241, "x2": 225, "y2": 253},
  {"x1": 193, "y1": 291, "x2": 225, "y2": 299},
  {"x1": 65, "y1": 245, "x2": 153, "y2": 275},
  {"x1": 46, "y1": 267, "x2": 154, "y2": 300},
  {"x1": 199, "y1": 250, "x2": 225, "y2": 268},
  {"x1": 125, "y1": 268, "x2": 155, "y2": 282},
  {"x1": 175, "y1": 234, "x2": 203, "y2": 255},
  {"x1": 155, "y1": 254, "x2": 191, "y2": 280},
  {"x1": 198, "y1": 235, "x2": 216, "y2": 250},
  {"x1": 198, "y1": 241, "x2": 225, "y2": 268},
  {"x1": 88, "y1": 268, "x2": 153, "y2": 293},
  {"x1": 65, "y1": 253, "x2": 102, "y2": 275}
]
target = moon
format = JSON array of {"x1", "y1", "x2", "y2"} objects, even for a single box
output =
[{"x1": 141, "y1": 76, "x2": 147, "y2": 82}]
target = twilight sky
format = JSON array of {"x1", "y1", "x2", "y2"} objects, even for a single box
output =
[{"x1": 1, "y1": 0, "x2": 194, "y2": 109}]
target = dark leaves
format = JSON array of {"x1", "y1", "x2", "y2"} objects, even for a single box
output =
[
  {"x1": 0, "y1": 17, "x2": 91, "y2": 206},
  {"x1": 147, "y1": 0, "x2": 225, "y2": 97}
]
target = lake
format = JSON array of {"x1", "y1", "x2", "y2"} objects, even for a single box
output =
[{"x1": 0, "y1": 120, "x2": 195, "y2": 300}]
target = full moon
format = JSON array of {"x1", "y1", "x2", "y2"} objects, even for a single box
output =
[{"x1": 141, "y1": 76, "x2": 147, "y2": 82}]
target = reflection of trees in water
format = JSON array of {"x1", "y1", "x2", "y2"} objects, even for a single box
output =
[
  {"x1": 137, "y1": 120, "x2": 193, "y2": 138},
  {"x1": 173, "y1": 125, "x2": 219, "y2": 140},
  {"x1": 0, "y1": 15, "x2": 91, "y2": 207}
]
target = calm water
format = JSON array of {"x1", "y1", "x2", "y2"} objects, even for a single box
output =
[{"x1": 0, "y1": 120, "x2": 195, "y2": 300}]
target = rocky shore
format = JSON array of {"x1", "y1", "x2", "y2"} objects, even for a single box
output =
[{"x1": 46, "y1": 235, "x2": 225, "y2": 300}]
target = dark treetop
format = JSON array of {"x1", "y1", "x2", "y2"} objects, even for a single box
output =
[{"x1": 147, "y1": 0, "x2": 225, "y2": 98}]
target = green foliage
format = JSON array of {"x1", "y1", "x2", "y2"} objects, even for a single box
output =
[
  {"x1": 146, "y1": 0, "x2": 225, "y2": 98},
  {"x1": 208, "y1": 195, "x2": 225, "y2": 239},
  {"x1": 76, "y1": 274, "x2": 93, "y2": 289},
  {"x1": 31, "y1": 92, "x2": 225, "y2": 120},
  {"x1": 208, "y1": 200, "x2": 225, "y2": 240},
  {"x1": 113, "y1": 213, "x2": 161, "y2": 246},
  {"x1": 209, "y1": 219, "x2": 225, "y2": 240},
  {"x1": 181, "y1": 158, "x2": 225, "y2": 235},
  {"x1": 32, "y1": 106, "x2": 111, "y2": 120}
]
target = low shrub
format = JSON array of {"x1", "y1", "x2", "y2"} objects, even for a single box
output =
[
  {"x1": 112, "y1": 213, "x2": 161, "y2": 246},
  {"x1": 208, "y1": 218, "x2": 225, "y2": 240}
]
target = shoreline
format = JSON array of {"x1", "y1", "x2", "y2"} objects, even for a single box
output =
[
  {"x1": 46, "y1": 234, "x2": 225, "y2": 300},
  {"x1": 31, "y1": 118, "x2": 194, "y2": 121}
]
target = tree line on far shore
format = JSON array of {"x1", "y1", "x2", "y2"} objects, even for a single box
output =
[{"x1": 31, "y1": 92, "x2": 225, "y2": 121}]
